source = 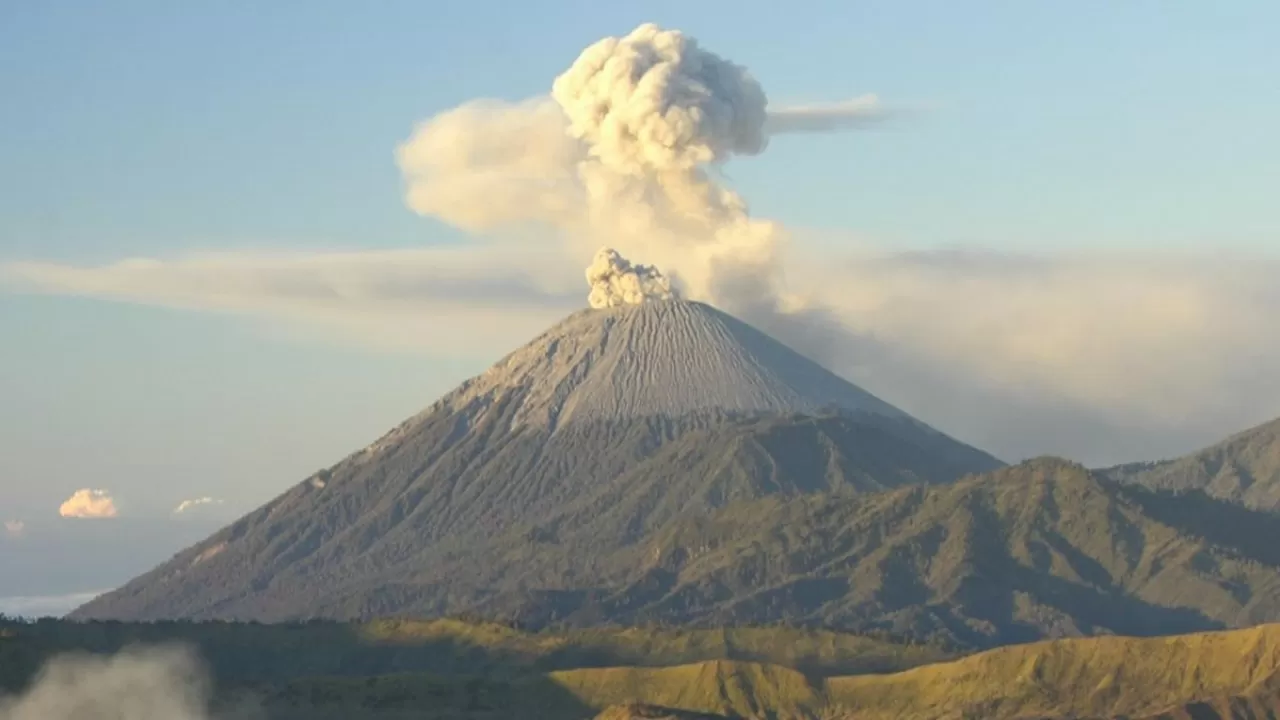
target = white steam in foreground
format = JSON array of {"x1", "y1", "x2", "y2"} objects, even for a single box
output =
[
  {"x1": 397, "y1": 22, "x2": 843, "y2": 332},
  {"x1": 58, "y1": 489, "x2": 118, "y2": 519},
  {"x1": 585, "y1": 248, "x2": 676, "y2": 308},
  {"x1": 0, "y1": 645, "x2": 223, "y2": 720}
]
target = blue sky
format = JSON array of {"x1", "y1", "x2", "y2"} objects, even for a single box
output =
[{"x1": 2, "y1": 0, "x2": 1280, "y2": 534}]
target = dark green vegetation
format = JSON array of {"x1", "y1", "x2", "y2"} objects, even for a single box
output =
[
  {"x1": 1105, "y1": 416, "x2": 1280, "y2": 512},
  {"x1": 0, "y1": 616, "x2": 947, "y2": 692},
  {"x1": 4, "y1": 617, "x2": 1280, "y2": 719},
  {"x1": 570, "y1": 457, "x2": 1280, "y2": 646}
]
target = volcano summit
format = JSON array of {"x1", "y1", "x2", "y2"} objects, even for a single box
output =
[{"x1": 72, "y1": 292, "x2": 1000, "y2": 622}]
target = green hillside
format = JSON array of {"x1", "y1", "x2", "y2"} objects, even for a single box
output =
[{"x1": 492, "y1": 458, "x2": 1280, "y2": 646}]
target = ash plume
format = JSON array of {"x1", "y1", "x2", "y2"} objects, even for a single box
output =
[
  {"x1": 396, "y1": 22, "x2": 873, "y2": 361},
  {"x1": 585, "y1": 247, "x2": 676, "y2": 308},
  {"x1": 0, "y1": 645, "x2": 235, "y2": 720}
]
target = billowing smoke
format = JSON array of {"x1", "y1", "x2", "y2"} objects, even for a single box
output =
[
  {"x1": 397, "y1": 22, "x2": 858, "y2": 352},
  {"x1": 585, "y1": 247, "x2": 676, "y2": 308},
  {"x1": 58, "y1": 489, "x2": 118, "y2": 519},
  {"x1": 551, "y1": 23, "x2": 768, "y2": 173},
  {"x1": 0, "y1": 645, "x2": 229, "y2": 720}
]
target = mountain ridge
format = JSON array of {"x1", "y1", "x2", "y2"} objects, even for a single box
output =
[
  {"x1": 71, "y1": 300, "x2": 999, "y2": 622},
  {"x1": 1104, "y1": 416, "x2": 1280, "y2": 512}
]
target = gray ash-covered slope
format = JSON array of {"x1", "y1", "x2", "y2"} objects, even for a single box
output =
[
  {"x1": 72, "y1": 300, "x2": 1000, "y2": 622},
  {"x1": 1103, "y1": 417, "x2": 1280, "y2": 512}
]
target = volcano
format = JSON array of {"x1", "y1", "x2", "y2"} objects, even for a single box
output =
[{"x1": 71, "y1": 300, "x2": 1002, "y2": 622}]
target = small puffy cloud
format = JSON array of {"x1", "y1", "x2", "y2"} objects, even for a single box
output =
[
  {"x1": 3, "y1": 520, "x2": 24, "y2": 538},
  {"x1": 58, "y1": 489, "x2": 119, "y2": 519},
  {"x1": 172, "y1": 497, "x2": 222, "y2": 515}
]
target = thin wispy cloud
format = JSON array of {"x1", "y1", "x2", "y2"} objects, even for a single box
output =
[
  {"x1": 2, "y1": 521, "x2": 24, "y2": 539},
  {"x1": 4, "y1": 244, "x2": 1278, "y2": 465},
  {"x1": 58, "y1": 489, "x2": 119, "y2": 519},
  {"x1": 765, "y1": 94, "x2": 894, "y2": 134},
  {"x1": 2, "y1": 248, "x2": 580, "y2": 355},
  {"x1": 172, "y1": 498, "x2": 222, "y2": 515}
]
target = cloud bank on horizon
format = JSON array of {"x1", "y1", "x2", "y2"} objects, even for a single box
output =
[
  {"x1": 1, "y1": 23, "x2": 1278, "y2": 465},
  {"x1": 58, "y1": 490, "x2": 119, "y2": 519}
]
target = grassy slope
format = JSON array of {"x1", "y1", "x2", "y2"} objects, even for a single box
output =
[
  {"x1": 6, "y1": 617, "x2": 1280, "y2": 718},
  {"x1": 259, "y1": 625, "x2": 1280, "y2": 719},
  {"x1": 825, "y1": 624, "x2": 1280, "y2": 719},
  {"x1": 0, "y1": 617, "x2": 946, "y2": 690}
]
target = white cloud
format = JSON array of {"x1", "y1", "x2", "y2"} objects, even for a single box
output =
[
  {"x1": 172, "y1": 498, "x2": 222, "y2": 515},
  {"x1": 4, "y1": 245, "x2": 1279, "y2": 465},
  {"x1": 3, "y1": 520, "x2": 24, "y2": 539},
  {"x1": 58, "y1": 489, "x2": 119, "y2": 519}
]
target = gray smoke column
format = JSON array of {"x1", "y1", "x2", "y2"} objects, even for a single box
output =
[
  {"x1": 0, "y1": 645, "x2": 227, "y2": 720},
  {"x1": 397, "y1": 23, "x2": 884, "y2": 362},
  {"x1": 585, "y1": 247, "x2": 676, "y2": 308},
  {"x1": 548, "y1": 22, "x2": 782, "y2": 308}
]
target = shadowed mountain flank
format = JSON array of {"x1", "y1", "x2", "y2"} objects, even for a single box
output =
[{"x1": 1105, "y1": 417, "x2": 1280, "y2": 512}]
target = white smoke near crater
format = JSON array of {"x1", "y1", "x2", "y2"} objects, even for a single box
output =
[
  {"x1": 0, "y1": 645, "x2": 229, "y2": 720},
  {"x1": 397, "y1": 22, "x2": 854, "y2": 342},
  {"x1": 585, "y1": 247, "x2": 676, "y2": 308}
]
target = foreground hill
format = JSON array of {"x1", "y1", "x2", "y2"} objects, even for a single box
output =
[
  {"x1": 246, "y1": 624, "x2": 1280, "y2": 719},
  {"x1": 480, "y1": 458, "x2": 1280, "y2": 646},
  {"x1": 0, "y1": 617, "x2": 945, "y2": 694},
  {"x1": 72, "y1": 300, "x2": 1000, "y2": 622},
  {"x1": 6, "y1": 618, "x2": 1280, "y2": 719},
  {"x1": 1104, "y1": 417, "x2": 1280, "y2": 512}
]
